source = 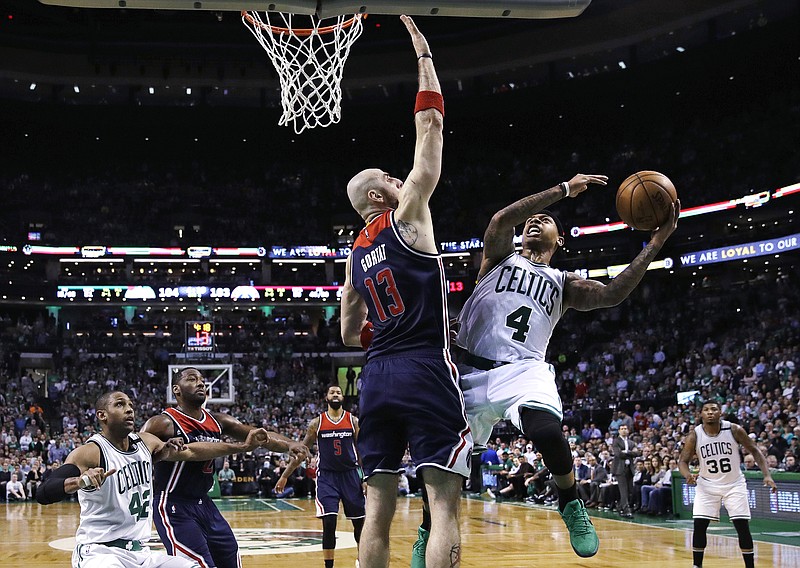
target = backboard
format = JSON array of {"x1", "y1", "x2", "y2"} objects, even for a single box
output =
[{"x1": 37, "y1": 0, "x2": 592, "y2": 19}]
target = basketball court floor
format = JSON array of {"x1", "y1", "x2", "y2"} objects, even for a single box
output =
[{"x1": 9, "y1": 495, "x2": 800, "y2": 567}]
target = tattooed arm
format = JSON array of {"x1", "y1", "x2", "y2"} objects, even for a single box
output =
[
  {"x1": 479, "y1": 174, "x2": 607, "y2": 279},
  {"x1": 563, "y1": 200, "x2": 680, "y2": 311}
]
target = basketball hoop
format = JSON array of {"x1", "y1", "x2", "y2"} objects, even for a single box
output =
[{"x1": 242, "y1": 10, "x2": 366, "y2": 134}]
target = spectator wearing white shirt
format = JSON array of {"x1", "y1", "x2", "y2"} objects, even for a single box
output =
[{"x1": 6, "y1": 473, "x2": 25, "y2": 501}]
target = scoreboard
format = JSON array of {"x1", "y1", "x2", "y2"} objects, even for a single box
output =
[{"x1": 186, "y1": 321, "x2": 214, "y2": 353}]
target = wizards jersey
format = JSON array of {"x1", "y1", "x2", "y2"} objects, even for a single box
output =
[
  {"x1": 76, "y1": 433, "x2": 153, "y2": 544},
  {"x1": 457, "y1": 253, "x2": 566, "y2": 362},
  {"x1": 350, "y1": 210, "x2": 450, "y2": 359},
  {"x1": 152, "y1": 407, "x2": 223, "y2": 497},
  {"x1": 317, "y1": 411, "x2": 358, "y2": 472}
]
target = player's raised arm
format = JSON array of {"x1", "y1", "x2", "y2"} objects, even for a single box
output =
[
  {"x1": 341, "y1": 252, "x2": 370, "y2": 348},
  {"x1": 395, "y1": 16, "x2": 442, "y2": 252},
  {"x1": 479, "y1": 174, "x2": 608, "y2": 279},
  {"x1": 563, "y1": 199, "x2": 680, "y2": 311}
]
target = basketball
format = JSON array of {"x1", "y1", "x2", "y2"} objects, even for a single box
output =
[{"x1": 616, "y1": 171, "x2": 678, "y2": 231}]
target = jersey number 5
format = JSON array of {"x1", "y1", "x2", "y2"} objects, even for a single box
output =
[
  {"x1": 364, "y1": 268, "x2": 406, "y2": 322},
  {"x1": 506, "y1": 306, "x2": 533, "y2": 343}
]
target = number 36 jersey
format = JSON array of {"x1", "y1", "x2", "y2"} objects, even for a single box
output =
[
  {"x1": 351, "y1": 210, "x2": 450, "y2": 359},
  {"x1": 457, "y1": 253, "x2": 566, "y2": 363},
  {"x1": 695, "y1": 421, "x2": 744, "y2": 484}
]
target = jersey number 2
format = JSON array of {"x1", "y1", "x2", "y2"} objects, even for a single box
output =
[
  {"x1": 364, "y1": 268, "x2": 405, "y2": 322},
  {"x1": 506, "y1": 306, "x2": 533, "y2": 343}
]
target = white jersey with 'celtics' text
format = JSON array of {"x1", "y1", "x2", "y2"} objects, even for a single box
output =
[
  {"x1": 695, "y1": 421, "x2": 743, "y2": 485},
  {"x1": 76, "y1": 433, "x2": 153, "y2": 544},
  {"x1": 457, "y1": 253, "x2": 566, "y2": 362}
]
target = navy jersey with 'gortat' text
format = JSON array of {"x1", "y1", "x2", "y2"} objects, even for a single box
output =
[{"x1": 350, "y1": 210, "x2": 450, "y2": 359}]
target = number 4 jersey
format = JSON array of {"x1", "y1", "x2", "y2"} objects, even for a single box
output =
[
  {"x1": 457, "y1": 253, "x2": 566, "y2": 362},
  {"x1": 351, "y1": 210, "x2": 450, "y2": 358},
  {"x1": 695, "y1": 421, "x2": 744, "y2": 484},
  {"x1": 76, "y1": 433, "x2": 153, "y2": 545}
]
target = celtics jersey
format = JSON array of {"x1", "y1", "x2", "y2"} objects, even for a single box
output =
[
  {"x1": 695, "y1": 421, "x2": 744, "y2": 484},
  {"x1": 457, "y1": 253, "x2": 566, "y2": 362},
  {"x1": 76, "y1": 433, "x2": 153, "y2": 544}
]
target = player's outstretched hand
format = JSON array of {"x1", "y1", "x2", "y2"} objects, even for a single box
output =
[
  {"x1": 764, "y1": 475, "x2": 777, "y2": 493},
  {"x1": 685, "y1": 473, "x2": 697, "y2": 486},
  {"x1": 288, "y1": 441, "x2": 310, "y2": 462},
  {"x1": 274, "y1": 477, "x2": 287, "y2": 495},
  {"x1": 165, "y1": 437, "x2": 186, "y2": 452},
  {"x1": 651, "y1": 199, "x2": 681, "y2": 245},
  {"x1": 565, "y1": 173, "x2": 608, "y2": 198},
  {"x1": 81, "y1": 467, "x2": 117, "y2": 489},
  {"x1": 244, "y1": 428, "x2": 270, "y2": 451},
  {"x1": 400, "y1": 15, "x2": 431, "y2": 57}
]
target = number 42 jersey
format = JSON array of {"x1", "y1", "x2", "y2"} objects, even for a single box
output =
[
  {"x1": 351, "y1": 210, "x2": 450, "y2": 359},
  {"x1": 457, "y1": 253, "x2": 566, "y2": 363}
]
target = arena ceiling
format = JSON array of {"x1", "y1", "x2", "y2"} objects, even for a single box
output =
[{"x1": 0, "y1": 0, "x2": 792, "y2": 105}]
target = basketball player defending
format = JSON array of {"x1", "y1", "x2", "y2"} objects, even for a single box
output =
[
  {"x1": 410, "y1": 174, "x2": 679, "y2": 563},
  {"x1": 679, "y1": 400, "x2": 777, "y2": 568},
  {"x1": 36, "y1": 391, "x2": 270, "y2": 568},
  {"x1": 141, "y1": 367, "x2": 309, "y2": 568},
  {"x1": 276, "y1": 384, "x2": 365, "y2": 568},
  {"x1": 341, "y1": 15, "x2": 473, "y2": 568}
]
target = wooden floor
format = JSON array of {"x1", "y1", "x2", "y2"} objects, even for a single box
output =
[{"x1": 7, "y1": 496, "x2": 800, "y2": 567}]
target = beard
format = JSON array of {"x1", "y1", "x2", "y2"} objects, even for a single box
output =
[{"x1": 328, "y1": 400, "x2": 343, "y2": 410}]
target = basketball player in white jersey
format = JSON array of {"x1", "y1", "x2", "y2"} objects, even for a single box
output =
[
  {"x1": 679, "y1": 400, "x2": 777, "y2": 568},
  {"x1": 36, "y1": 391, "x2": 269, "y2": 568},
  {"x1": 412, "y1": 173, "x2": 680, "y2": 564}
]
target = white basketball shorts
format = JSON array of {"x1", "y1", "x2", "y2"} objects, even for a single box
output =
[
  {"x1": 692, "y1": 476, "x2": 751, "y2": 521},
  {"x1": 72, "y1": 544, "x2": 200, "y2": 568},
  {"x1": 460, "y1": 358, "x2": 562, "y2": 447}
]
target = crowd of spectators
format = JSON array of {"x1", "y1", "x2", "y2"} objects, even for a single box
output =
[{"x1": 0, "y1": 258, "x2": 797, "y2": 506}]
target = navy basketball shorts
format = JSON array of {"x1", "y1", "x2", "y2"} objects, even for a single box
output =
[
  {"x1": 314, "y1": 468, "x2": 366, "y2": 519},
  {"x1": 358, "y1": 349, "x2": 473, "y2": 480},
  {"x1": 154, "y1": 493, "x2": 240, "y2": 568}
]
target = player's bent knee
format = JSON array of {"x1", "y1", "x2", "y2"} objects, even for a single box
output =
[{"x1": 520, "y1": 408, "x2": 571, "y2": 475}]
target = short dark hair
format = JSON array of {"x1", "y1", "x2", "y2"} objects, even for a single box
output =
[
  {"x1": 540, "y1": 209, "x2": 566, "y2": 237},
  {"x1": 95, "y1": 391, "x2": 125, "y2": 412},
  {"x1": 173, "y1": 367, "x2": 200, "y2": 386},
  {"x1": 700, "y1": 400, "x2": 720, "y2": 409}
]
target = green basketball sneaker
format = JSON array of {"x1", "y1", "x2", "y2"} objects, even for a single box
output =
[
  {"x1": 410, "y1": 525, "x2": 429, "y2": 568},
  {"x1": 560, "y1": 499, "x2": 599, "y2": 558}
]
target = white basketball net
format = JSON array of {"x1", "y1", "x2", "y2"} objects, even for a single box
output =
[{"x1": 242, "y1": 11, "x2": 365, "y2": 134}]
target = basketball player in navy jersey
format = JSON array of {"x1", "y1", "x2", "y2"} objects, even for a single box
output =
[
  {"x1": 679, "y1": 400, "x2": 777, "y2": 568},
  {"x1": 276, "y1": 384, "x2": 365, "y2": 568},
  {"x1": 36, "y1": 391, "x2": 270, "y2": 568},
  {"x1": 341, "y1": 15, "x2": 473, "y2": 568},
  {"x1": 141, "y1": 367, "x2": 309, "y2": 568}
]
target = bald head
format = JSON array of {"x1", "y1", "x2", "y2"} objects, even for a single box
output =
[
  {"x1": 347, "y1": 168, "x2": 382, "y2": 219},
  {"x1": 347, "y1": 168, "x2": 402, "y2": 221}
]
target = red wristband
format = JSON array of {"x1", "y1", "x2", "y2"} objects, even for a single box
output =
[
  {"x1": 360, "y1": 321, "x2": 374, "y2": 350},
  {"x1": 414, "y1": 91, "x2": 444, "y2": 117}
]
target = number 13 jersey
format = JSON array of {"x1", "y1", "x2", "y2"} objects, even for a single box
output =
[
  {"x1": 457, "y1": 253, "x2": 566, "y2": 362},
  {"x1": 351, "y1": 210, "x2": 450, "y2": 359}
]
